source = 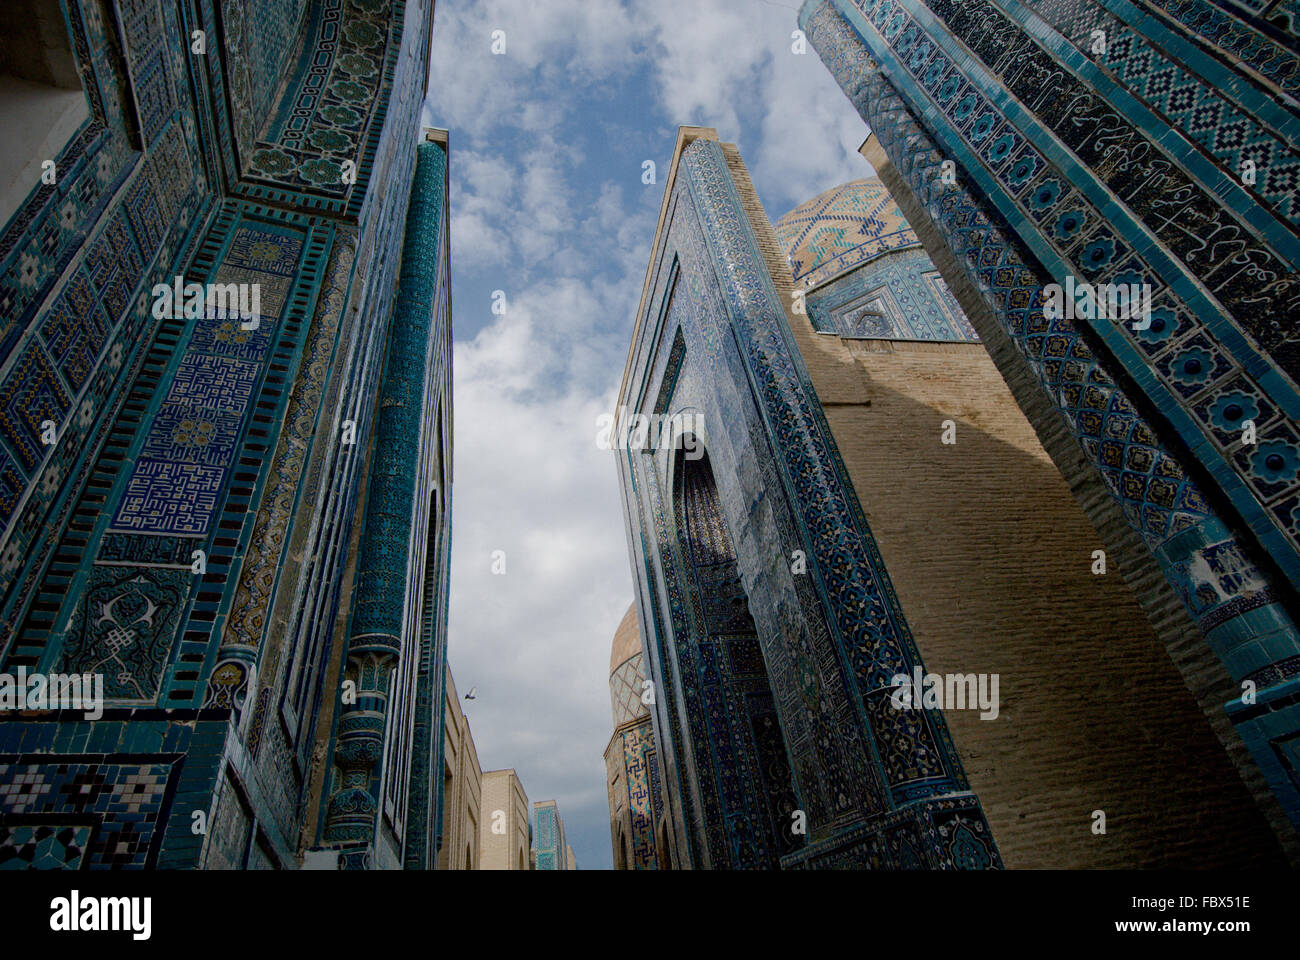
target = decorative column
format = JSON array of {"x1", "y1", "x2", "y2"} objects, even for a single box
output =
[
  {"x1": 321, "y1": 140, "x2": 446, "y2": 864},
  {"x1": 801, "y1": 0, "x2": 1300, "y2": 835}
]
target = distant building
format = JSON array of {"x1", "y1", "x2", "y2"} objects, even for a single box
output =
[
  {"x1": 479, "y1": 769, "x2": 531, "y2": 870},
  {"x1": 603, "y1": 605, "x2": 663, "y2": 869},
  {"x1": 532, "y1": 799, "x2": 569, "y2": 870},
  {"x1": 438, "y1": 668, "x2": 482, "y2": 869}
]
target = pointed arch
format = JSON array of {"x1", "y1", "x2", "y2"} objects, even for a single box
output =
[{"x1": 669, "y1": 438, "x2": 802, "y2": 868}]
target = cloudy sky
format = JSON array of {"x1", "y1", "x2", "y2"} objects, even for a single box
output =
[{"x1": 420, "y1": 0, "x2": 870, "y2": 869}]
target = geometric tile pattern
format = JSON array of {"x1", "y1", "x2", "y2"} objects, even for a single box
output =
[
  {"x1": 1138, "y1": 0, "x2": 1300, "y2": 100},
  {"x1": 0, "y1": 824, "x2": 93, "y2": 870},
  {"x1": 0, "y1": 344, "x2": 71, "y2": 473},
  {"x1": 1025, "y1": 0, "x2": 1300, "y2": 223},
  {"x1": 82, "y1": 210, "x2": 145, "y2": 326},
  {"x1": 0, "y1": 757, "x2": 176, "y2": 869},
  {"x1": 0, "y1": 452, "x2": 24, "y2": 528},
  {"x1": 823, "y1": 0, "x2": 1300, "y2": 587},
  {"x1": 115, "y1": 0, "x2": 178, "y2": 148},
  {"x1": 774, "y1": 178, "x2": 920, "y2": 287},
  {"x1": 110, "y1": 461, "x2": 228, "y2": 537},
  {"x1": 39, "y1": 270, "x2": 113, "y2": 394},
  {"x1": 138, "y1": 404, "x2": 245, "y2": 467},
  {"x1": 615, "y1": 719, "x2": 660, "y2": 870},
  {"x1": 159, "y1": 351, "x2": 261, "y2": 411},
  {"x1": 162, "y1": 355, "x2": 261, "y2": 414},
  {"x1": 221, "y1": 0, "x2": 311, "y2": 162},
  {"x1": 242, "y1": 0, "x2": 397, "y2": 202},
  {"x1": 108, "y1": 224, "x2": 302, "y2": 537},
  {"x1": 610, "y1": 654, "x2": 649, "y2": 727},
  {"x1": 806, "y1": 246, "x2": 979, "y2": 340}
]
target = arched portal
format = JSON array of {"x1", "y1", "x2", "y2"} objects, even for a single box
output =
[
  {"x1": 656, "y1": 818, "x2": 672, "y2": 870},
  {"x1": 671, "y1": 443, "x2": 802, "y2": 868}
]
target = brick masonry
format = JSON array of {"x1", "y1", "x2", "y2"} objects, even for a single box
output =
[
  {"x1": 728, "y1": 145, "x2": 1286, "y2": 867},
  {"x1": 872, "y1": 142, "x2": 1300, "y2": 865}
]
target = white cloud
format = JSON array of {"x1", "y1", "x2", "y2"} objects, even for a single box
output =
[
  {"x1": 627, "y1": 0, "x2": 867, "y2": 213},
  {"x1": 424, "y1": 0, "x2": 873, "y2": 868},
  {"x1": 446, "y1": 290, "x2": 633, "y2": 862},
  {"x1": 428, "y1": 0, "x2": 647, "y2": 138},
  {"x1": 449, "y1": 210, "x2": 510, "y2": 268}
]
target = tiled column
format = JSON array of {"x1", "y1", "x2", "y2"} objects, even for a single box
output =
[
  {"x1": 320, "y1": 141, "x2": 446, "y2": 865},
  {"x1": 802, "y1": 0, "x2": 1300, "y2": 835}
]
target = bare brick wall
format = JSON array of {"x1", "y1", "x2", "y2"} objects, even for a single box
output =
[
  {"x1": 834, "y1": 341, "x2": 1282, "y2": 867},
  {"x1": 478, "y1": 769, "x2": 530, "y2": 870}
]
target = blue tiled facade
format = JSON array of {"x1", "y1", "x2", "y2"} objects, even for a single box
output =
[
  {"x1": 801, "y1": 0, "x2": 1300, "y2": 840},
  {"x1": 615, "y1": 131, "x2": 1000, "y2": 869},
  {"x1": 605, "y1": 607, "x2": 664, "y2": 869},
  {"x1": 0, "y1": 0, "x2": 452, "y2": 870},
  {"x1": 804, "y1": 246, "x2": 978, "y2": 340},
  {"x1": 532, "y1": 801, "x2": 568, "y2": 871},
  {"x1": 774, "y1": 177, "x2": 979, "y2": 341}
]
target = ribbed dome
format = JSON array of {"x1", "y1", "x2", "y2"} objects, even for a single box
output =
[
  {"x1": 610, "y1": 603, "x2": 641, "y2": 675},
  {"x1": 609, "y1": 604, "x2": 649, "y2": 727},
  {"x1": 774, "y1": 178, "x2": 918, "y2": 288}
]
